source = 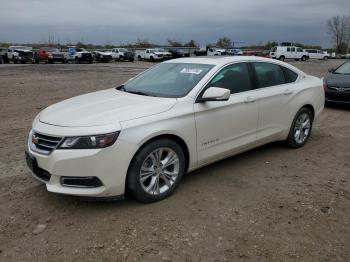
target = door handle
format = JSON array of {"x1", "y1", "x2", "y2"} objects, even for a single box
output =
[
  {"x1": 284, "y1": 89, "x2": 293, "y2": 95},
  {"x1": 244, "y1": 96, "x2": 256, "y2": 103}
]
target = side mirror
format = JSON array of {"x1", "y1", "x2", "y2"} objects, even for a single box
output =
[
  {"x1": 328, "y1": 68, "x2": 335, "y2": 73},
  {"x1": 200, "y1": 87, "x2": 230, "y2": 102}
]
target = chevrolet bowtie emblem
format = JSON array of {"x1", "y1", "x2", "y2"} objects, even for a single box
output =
[{"x1": 32, "y1": 134, "x2": 39, "y2": 144}]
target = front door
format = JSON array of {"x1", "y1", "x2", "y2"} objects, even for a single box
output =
[{"x1": 194, "y1": 62, "x2": 259, "y2": 166}]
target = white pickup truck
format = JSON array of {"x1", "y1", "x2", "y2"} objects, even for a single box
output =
[
  {"x1": 110, "y1": 48, "x2": 135, "y2": 62},
  {"x1": 137, "y1": 49, "x2": 164, "y2": 61}
]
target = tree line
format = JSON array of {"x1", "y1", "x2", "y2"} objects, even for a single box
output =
[{"x1": 1, "y1": 15, "x2": 349, "y2": 53}]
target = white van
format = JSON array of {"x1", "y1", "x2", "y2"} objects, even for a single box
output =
[
  {"x1": 305, "y1": 49, "x2": 329, "y2": 60},
  {"x1": 270, "y1": 46, "x2": 309, "y2": 61}
]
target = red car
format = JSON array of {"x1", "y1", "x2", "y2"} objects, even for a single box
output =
[{"x1": 35, "y1": 47, "x2": 66, "y2": 64}]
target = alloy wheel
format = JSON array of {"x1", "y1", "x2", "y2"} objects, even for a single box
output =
[
  {"x1": 294, "y1": 112, "x2": 311, "y2": 144},
  {"x1": 139, "y1": 147, "x2": 180, "y2": 195}
]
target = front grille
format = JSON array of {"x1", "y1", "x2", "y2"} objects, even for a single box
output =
[
  {"x1": 328, "y1": 86, "x2": 350, "y2": 92},
  {"x1": 30, "y1": 131, "x2": 63, "y2": 155},
  {"x1": 81, "y1": 53, "x2": 92, "y2": 59}
]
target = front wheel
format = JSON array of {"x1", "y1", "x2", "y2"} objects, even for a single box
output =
[
  {"x1": 301, "y1": 55, "x2": 307, "y2": 61},
  {"x1": 323, "y1": 56, "x2": 328, "y2": 61},
  {"x1": 127, "y1": 139, "x2": 186, "y2": 202},
  {"x1": 279, "y1": 56, "x2": 285, "y2": 61},
  {"x1": 285, "y1": 107, "x2": 313, "y2": 148}
]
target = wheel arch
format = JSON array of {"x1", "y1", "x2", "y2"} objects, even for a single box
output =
[
  {"x1": 124, "y1": 133, "x2": 191, "y2": 194},
  {"x1": 302, "y1": 104, "x2": 315, "y2": 120},
  {"x1": 134, "y1": 133, "x2": 190, "y2": 172}
]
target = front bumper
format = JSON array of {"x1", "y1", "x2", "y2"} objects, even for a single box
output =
[{"x1": 25, "y1": 132, "x2": 138, "y2": 197}]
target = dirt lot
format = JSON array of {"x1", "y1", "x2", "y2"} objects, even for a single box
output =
[{"x1": 0, "y1": 59, "x2": 349, "y2": 261}]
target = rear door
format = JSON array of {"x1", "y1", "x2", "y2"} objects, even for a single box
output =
[
  {"x1": 251, "y1": 62, "x2": 299, "y2": 143},
  {"x1": 194, "y1": 62, "x2": 259, "y2": 166}
]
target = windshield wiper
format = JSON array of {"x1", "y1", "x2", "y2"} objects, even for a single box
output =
[
  {"x1": 116, "y1": 85, "x2": 150, "y2": 96},
  {"x1": 125, "y1": 90, "x2": 150, "y2": 96}
]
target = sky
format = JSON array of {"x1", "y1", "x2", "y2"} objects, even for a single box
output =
[{"x1": 0, "y1": 0, "x2": 349, "y2": 48}]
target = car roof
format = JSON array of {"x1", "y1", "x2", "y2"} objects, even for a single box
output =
[
  {"x1": 163, "y1": 56, "x2": 306, "y2": 75},
  {"x1": 164, "y1": 56, "x2": 278, "y2": 66}
]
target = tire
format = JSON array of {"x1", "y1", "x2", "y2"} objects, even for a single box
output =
[
  {"x1": 150, "y1": 56, "x2": 154, "y2": 62},
  {"x1": 127, "y1": 138, "x2": 186, "y2": 203},
  {"x1": 323, "y1": 56, "x2": 328, "y2": 61},
  {"x1": 285, "y1": 107, "x2": 313, "y2": 148},
  {"x1": 119, "y1": 55, "x2": 124, "y2": 62},
  {"x1": 138, "y1": 55, "x2": 142, "y2": 61},
  {"x1": 75, "y1": 57, "x2": 80, "y2": 64},
  {"x1": 279, "y1": 56, "x2": 285, "y2": 61},
  {"x1": 301, "y1": 56, "x2": 307, "y2": 61}
]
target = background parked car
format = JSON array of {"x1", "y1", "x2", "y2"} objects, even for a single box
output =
[
  {"x1": 7, "y1": 46, "x2": 34, "y2": 64},
  {"x1": 227, "y1": 48, "x2": 243, "y2": 56},
  {"x1": 65, "y1": 47, "x2": 93, "y2": 64},
  {"x1": 137, "y1": 49, "x2": 163, "y2": 61},
  {"x1": 194, "y1": 46, "x2": 208, "y2": 56},
  {"x1": 207, "y1": 47, "x2": 226, "y2": 56},
  {"x1": 110, "y1": 48, "x2": 134, "y2": 62},
  {"x1": 154, "y1": 48, "x2": 172, "y2": 60},
  {"x1": 35, "y1": 47, "x2": 66, "y2": 64},
  {"x1": 270, "y1": 46, "x2": 309, "y2": 61},
  {"x1": 305, "y1": 49, "x2": 329, "y2": 60},
  {"x1": 168, "y1": 48, "x2": 185, "y2": 58},
  {"x1": 0, "y1": 47, "x2": 9, "y2": 63},
  {"x1": 92, "y1": 50, "x2": 113, "y2": 63},
  {"x1": 323, "y1": 61, "x2": 350, "y2": 105}
]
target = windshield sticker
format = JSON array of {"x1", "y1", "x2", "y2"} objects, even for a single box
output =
[{"x1": 180, "y1": 68, "x2": 203, "y2": 75}]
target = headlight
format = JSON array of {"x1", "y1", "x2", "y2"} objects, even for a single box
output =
[
  {"x1": 58, "y1": 132, "x2": 119, "y2": 149},
  {"x1": 48, "y1": 55, "x2": 53, "y2": 58}
]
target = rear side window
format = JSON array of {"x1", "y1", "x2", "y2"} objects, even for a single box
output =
[
  {"x1": 252, "y1": 62, "x2": 286, "y2": 88},
  {"x1": 283, "y1": 67, "x2": 299, "y2": 83},
  {"x1": 207, "y1": 63, "x2": 252, "y2": 94}
]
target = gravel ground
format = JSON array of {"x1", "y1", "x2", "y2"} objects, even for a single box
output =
[{"x1": 0, "y1": 59, "x2": 349, "y2": 261}]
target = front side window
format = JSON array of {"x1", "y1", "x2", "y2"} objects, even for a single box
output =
[
  {"x1": 253, "y1": 62, "x2": 286, "y2": 88},
  {"x1": 287, "y1": 47, "x2": 291, "y2": 52},
  {"x1": 122, "y1": 63, "x2": 214, "y2": 98},
  {"x1": 297, "y1": 48, "x2": 303, "y2": 52},
  {"x1": 207, "y1": 63, "x2": 252, "y2": 94},
  {"x1": 291, "y1": 47, "x2": 295, "y2": 52}
]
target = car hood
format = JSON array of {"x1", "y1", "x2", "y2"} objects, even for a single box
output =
[
  {"x1": 39, "y1": 88, "x2": 177, "y2": 127},
  {"x1": 325, "y1": 73, "x2": 350, "y2": 87}
]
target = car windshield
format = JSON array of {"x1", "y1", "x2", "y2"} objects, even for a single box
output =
[
  {"x1": 334, "y1": 62, "x2": 350, "y2": 74},
  {"x1": 119, "y1": 48, "x2": 128, "y2": 52},
  {"x1": 121, "y1": 63, "x2": 214, "y2": 98}
]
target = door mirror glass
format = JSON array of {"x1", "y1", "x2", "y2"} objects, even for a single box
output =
[{"x1": 200, "y1": 87, "x2": 230, "y2": 102}]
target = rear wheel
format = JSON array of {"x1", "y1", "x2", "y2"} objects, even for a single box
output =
[
  {"x1": 75, "y1": 57, "x2": 80, "y2": 64},
  {"x1": 127, "y1": 139, "x2": 186, "y2": 202},
  {"x1": 286, "y1": 107, "x2": 313, "y2": 148}
]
